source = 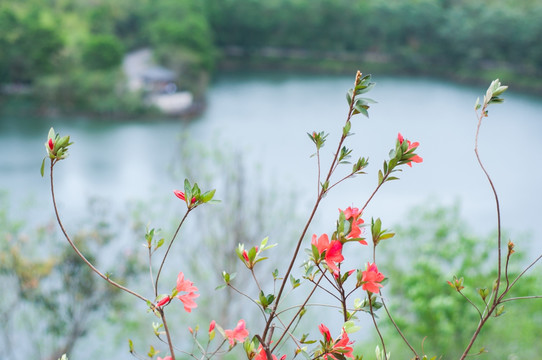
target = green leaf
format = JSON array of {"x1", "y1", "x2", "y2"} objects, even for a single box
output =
[
  {"x1": 155, "y1": 238, "x2": 164, "y2": 250},
  {"x1": 202, "y1": 189, "x2": 216, "y2": 202},
  {"x1": 343, "y1": 121, "x2": 351, "y2": 137},
  {"x1": 40, "y1": 158, "x2": 46, "y2": 177},
  {"x1": 346, "y1": 89, "x2": 353, "y2": 105},
  {"x1": 128, "y1": 339, "x2": 134, "y2": 352},
  {"x1": 184, "y1": 178, "x2": 191, "y2": 204}
]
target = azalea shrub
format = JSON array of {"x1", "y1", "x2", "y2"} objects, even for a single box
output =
[{"x1": 42, "y1": 72, "x2": 541, "y2": 360}]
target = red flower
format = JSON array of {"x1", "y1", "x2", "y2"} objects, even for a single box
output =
[
  {"x1": 173, "y1": 190, "x2": 196, "y2": 203},
  {"x1": 311, "y1": 234, "x2": 344, "y2": 273},
  {"x1": 48, "y1": 138, "x2": 54, "y2": 152},
  {"x1": 242, "y1": 249, "x2": 250, "y2": 262},
  {"x1": 319, "y1": 323, "x2": 332, "y2": 342},
  {"x1": 225, "y1": 319, "x2": 249, "y2": 346},
  {"x1": 254, "y1": 344, "x2": 286, "y2": 360},
  {"x1": 361, "y1": 262, "x2": 385, "y2": 293},
  {"x1": 333, "y1": 332, "x2": 354, "y2": 359},
  {"x1": 398, "y1": 133, "x2": 423, "y2": 167},
  {"x1": 176, "y1": 272, "x2": 199, "y2": 312},
  {"x1": 209, "y1": 320, "x2": 216, "y2": 333},
  {"x1": 312, "y1": 233, "x2": 330, "y2": 254},
  {"x1": 318, "y1": 326, "x2": 355, "y2": 359},
  {"x1": 156, "y1": 295, "x2": 171, "y2": 308},
  {"x1": 174, "y1": 190, "x2": 186, "y2": 201},
  {"x1": 325, "y1": 241, "x2": 344, "y2": 274},
  {"x1": 339, "y1": 207, "x2": 367, "y2": 244},
  {"x1": 342, "y1": 206, "x2": 361, "y2": 220}
]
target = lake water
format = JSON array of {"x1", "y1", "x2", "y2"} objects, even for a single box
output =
[{"x1": 2, "y1": 73, "x2": 541, "y2": 250}]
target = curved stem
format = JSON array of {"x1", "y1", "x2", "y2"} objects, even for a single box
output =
[
  {"x1": 381, "y1": 296, "x2": 419, "y2": 359},
  {"x1": 155, "y1": 210, "x2": 191, "y2": 295},
  {"x1": 50, "y1": 163, "x2": 151, "y2": 304},
  {"x1": 474, "y1": 108, "x2": 502, "y2": 305},
  {"x1": 458, "y1": 290, "x2": 483, "y2": 320}
]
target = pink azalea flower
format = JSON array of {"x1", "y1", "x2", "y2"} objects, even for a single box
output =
[
  {"x1": 225, "y1": 319, "x2": 249, "y2": 346},
  {"x1": 397, "y1": 133, "x2": 423, "y2": 167},
  {"x1": 176, "y1": 272, "x2": 199, "y2": 312},
  {"x1": 361, "y1": 262, "x2": 385, "y2": 293},
  {"x1": 158, "y1": 357, "x2": 172, "y2": 360}
]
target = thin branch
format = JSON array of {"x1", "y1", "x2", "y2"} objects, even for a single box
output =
[
  {"x1": 381, "y1": 296, "x2": 419, "y2": 359},
  {"x1": 504, "y1": 253, "x2": 542, "y2": 295},
  {"x1": 155, "y1": 210, "x2": 191, "y2": 294},
  {"x1": 474, "y1": 107, "x2": 502, "y2": 305},
  {"x1": 50, "y1": 163, "x2": 151, "y2": 304},
  {"x1": 368, "y1": 291, "x2": 387, "y2": 360},
  {"x1": 271, "y1": 273, "x2": 326, "y2": 352},
  {"x1": 458, "y1": 290, "x2": 483, "y2": 320}
]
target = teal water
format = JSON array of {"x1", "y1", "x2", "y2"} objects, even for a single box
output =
[{"x1": 2, "y1": 73, "x2": 541, "y2": 246}]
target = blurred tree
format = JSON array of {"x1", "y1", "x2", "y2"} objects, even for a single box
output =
[
  {"x1": 0, "y1": 5, "x2": 63, "y2": 84},
  {"x1": 379, "y1": 203, "x2": 542, "y2": 359},
  {"x1": 0, "y1": 196, "x2": 146, "y2": 360},
  {"x1": 81, "y1": 34, "x2": 124, "y2": 71}
]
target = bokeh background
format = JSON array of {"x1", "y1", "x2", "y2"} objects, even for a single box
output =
[{"x1": 1, "y1": 1, "x2": 541, "y2": 359}]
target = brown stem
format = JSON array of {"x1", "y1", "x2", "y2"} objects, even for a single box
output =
[
  {"x1": 160, "y1": 309, "x2": 176, "y2": 360},
  {"x1": 381, "y1": 298, "x2": 419, "y2": 359},
  {"x1": 474, "y1": 107, "x2": 502, "y2": 306},
  {"x1": 368, "y1": 291, "x2": 387, "y2": 360},
  {"x1": 271, "y1": 273, "x2": 325, "y2": 353},
  {"x1": 50, "y1": 162, "x2": 151, "y2": 304}
]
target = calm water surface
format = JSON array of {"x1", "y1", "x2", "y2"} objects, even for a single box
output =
[{"x1": 2, "y1": 73, "x2": 541, "y2": 249}]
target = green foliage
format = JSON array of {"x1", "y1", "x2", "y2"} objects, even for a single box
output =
[
  {"x1": 0, "y1": 4, "x2": 63, "y2": 83},
  {"x1": 380, "y1": 203, "x2": 542, "y2": 359},
  {"x1": 204, "y1": 0, "x2": 542, "y2": 88},
  {"x1": 82, "y1": 34, "x2": 124, "y2": 70}
]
